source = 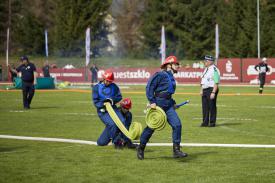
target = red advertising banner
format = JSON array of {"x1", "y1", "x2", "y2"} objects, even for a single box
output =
[
  {"x1": 37, "y1": 68, "x2": 86, "y2": 82},
  {"x1": 36, "y1": 58, "x2": 275, "y2": 84},
  {"x1": 97, "y1": 68, "x2": 205, "y2": 83},
  {"x1": 217, "y1": 58, "x2": 241, "y2": 82},
  {"x1": 97, "y1": 68, "x2": 156, "y2": 83}
]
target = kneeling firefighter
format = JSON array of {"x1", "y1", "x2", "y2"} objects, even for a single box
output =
[
  {"x1": 92, "y1": 70, "x2": 126, "y2": 148},
  {"x1": 116, "y1": 98, "x2": 138, "y2": 149}
]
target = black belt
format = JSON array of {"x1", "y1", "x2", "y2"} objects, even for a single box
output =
[
  {"x1": 22, "y1": 80, "x2": 33, "y2": 83},
  {"x1": 203, "y1": 87, "x2": 213, "y2": 90},
  {"x1": 155, "y1": 93, "x2": 171, "y2": 99}
]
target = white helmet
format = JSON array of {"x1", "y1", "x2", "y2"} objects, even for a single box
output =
[{"x1": 262, "y1": 57, "x2": 267, "y2": 62}]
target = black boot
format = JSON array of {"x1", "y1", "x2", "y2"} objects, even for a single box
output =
[
  {"x1": 173, "y1": 144, "x2": 188, "y2": 158},
  {"x1": 125, "y1": 141, "x2": 138, "y2": 149},
  {"x1": 209, "y1": 123, "x2": 216, "y2": 127},
  {"x1": 137, "y1": 144, "x2": 146, "y2": 160}
]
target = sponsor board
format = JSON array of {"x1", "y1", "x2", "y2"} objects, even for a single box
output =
[
  {"x1": 37, "y1": 69, "x2": 85, "y2": 82},
  {"x1": 35, "y1": 59, "x2": 275, "y2": 84},
  {"x1": 217, "y1": 58, "x2": 241, "y2": 82},
  {"x1": 242, "y1": 58, "x2": 275, "y2": 83}
]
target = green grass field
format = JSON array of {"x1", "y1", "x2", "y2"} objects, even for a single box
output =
[
  {"x1": 1, "y1": 85, "x2": 275, "y2": 183},
  {"x1": 0, "y1": 56, "x2": 197, "y2": 69}
]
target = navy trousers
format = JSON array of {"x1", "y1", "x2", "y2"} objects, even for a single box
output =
[
  {"x1": 97, "y1": 107, "x2": 126, "y2": 146},
  {"x1": 140, "y1": 106, "x2": 182, "y2": 145},
  {"x1": 22, "y1": 81, "x2": 35, "y2": 108}
]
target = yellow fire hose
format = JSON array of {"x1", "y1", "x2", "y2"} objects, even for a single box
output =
[
  {"x1": 104, "y1": 103, "x2": 167, "y2": 140},
  {"x1": 104, "y1": 102, "x2": 142, "y2": 140},
  {"x1": 145, "y1": 106, "x2": 167, "y2": 131}
]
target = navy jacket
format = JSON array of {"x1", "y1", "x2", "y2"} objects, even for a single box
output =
[
  {"x1": 16, "y1": 63, "x2": 36, "y2": 82},
  {"x1": 146, "y1": 70, "x2": 176, "y2": 109},
  {"x1": 92, "y1": 81, "x2": 122, "y2": 112}
]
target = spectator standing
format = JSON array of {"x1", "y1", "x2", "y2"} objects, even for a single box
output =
[
  {"x1": 42, "y1": 62, "x2": 51, "y2": 77},
  {"x1": 90, "y1": 64, "x2": 99, "y2": 86},
  {"x1": 8, "y1": 63, "x2": 18, "y2": 83}
]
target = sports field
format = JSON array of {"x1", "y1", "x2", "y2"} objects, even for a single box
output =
[{"x1": 0, "y1": 85, "x2": 275, "y2": 183}]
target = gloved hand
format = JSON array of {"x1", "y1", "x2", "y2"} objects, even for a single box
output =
[
  {"x1": 104, "y1": 98, "x2": 114, "y2": 105},
  {"x1": 99, "y1": 106, "x2": 106, "y2": 113},
  {"x1": 150, "y1": 103, "x2": 156, "y2": 109}
]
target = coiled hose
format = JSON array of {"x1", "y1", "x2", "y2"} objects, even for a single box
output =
[
  {"x1": 145, "y1": 106, "x2": 167, "y2": 131},
  {"x1": 104, "y1": 102, "x2": 142, "y2": 140}
]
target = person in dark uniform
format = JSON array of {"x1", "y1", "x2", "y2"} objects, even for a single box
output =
[
  {"x1": 200, "y1": 55, "x2": 220, "y2": 127},
  {"x1": 90, "y1": 64, "x2": 98, "y2": 86},
  {"x1": 117, "y1": 98, "x2": 137, "y2": 149},
  {"x1": 96, "y1": 98, "x2": 138, "y2": 149},
  {"x1": 255, "y1": 57, "x2": 269, "y2": 94},
  {"x1": 137, "y1": 56, "x2": 188, "y2": 160},
  {"x1": 92, "y1": 70, "x2": 125, "y2": 148},
  {"x1": 16, "y1": 56, "x2": 37, "y2": 109},
  {"x1": 42, "y1": 62, "x2": 51, "y2": 77}
]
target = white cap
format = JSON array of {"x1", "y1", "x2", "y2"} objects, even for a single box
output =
[{"x1": 262, "y1": 57, "x2": 267, "y2": 62}]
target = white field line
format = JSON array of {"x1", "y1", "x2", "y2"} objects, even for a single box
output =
[
  {"x1": 63, "y1": 112, "x2": 97, "y2": 116},
  {"x1": 9, "y1": 110, "x2": 26, "y2": 113},
  {"x1": 1, "y1": 135, "x2": 275, "y2": 148},
  {"x1": 0, "y1": 135, "x2": 97, "y2": 145},
  {"x1": 256, "y1": 106, "x2": 275, "y2": 109},
  {"x1": 192, "y1": 117, "x2": 258, "y2": 122}
]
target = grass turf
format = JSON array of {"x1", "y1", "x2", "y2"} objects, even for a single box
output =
[
  {"x1": 0, "y1": 56, "x2": 197, "y2": 69},
  {"x1": 0, "y1": 85, "x2": 275, "y2": 183}
]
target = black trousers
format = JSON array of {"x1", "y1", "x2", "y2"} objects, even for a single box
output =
[
  {"x1": 22, "y1": 81, "x2": 35, "y2": 108},
  {"x1": 259, "y1": 73, "x2": 266, "y2": 88},
  {"x1": 92, "y1": 74, "x2": 98, "y2": 83},
  {"x1": 201, "y1": 87, "x2": 218, "y2": 126}
]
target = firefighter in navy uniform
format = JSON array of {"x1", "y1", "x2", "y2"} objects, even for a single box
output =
[
  {"x1": 200, "y1": 55, "x2": 220, "y2": 127},
  {"x1": 92, "y1": 70, "x2": 126, "y2": 148},
  {"x1": 16, "y1": 56, "x2": 37, "y2": 109},
  {"x1": 117, "y1": 98, "x2": 138, "y2": 149},
  {"x1": 137, "y1": 56, "x2": 188, "y2": 160},
  {"x1": 255, "y1": 57, "x2": 269, "y2": 94},
  {"x1": 94, "y1": 97, "x2": 137, "y2": 149}
]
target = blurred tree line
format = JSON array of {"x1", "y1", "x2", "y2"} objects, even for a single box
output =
[{"x1": 0, "y1": 0, "x2": 275, "y2": 60}]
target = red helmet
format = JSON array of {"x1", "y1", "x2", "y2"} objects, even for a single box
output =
[
  {"x1": 161, "y1": 56, "x2": 179, "y2": 68},
  {"x1": 102, "y1": 70, "x2": 114, "y2": 82},
  {"x1": 120, "y1": 98, "x2": 132, "y2": 109}
]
